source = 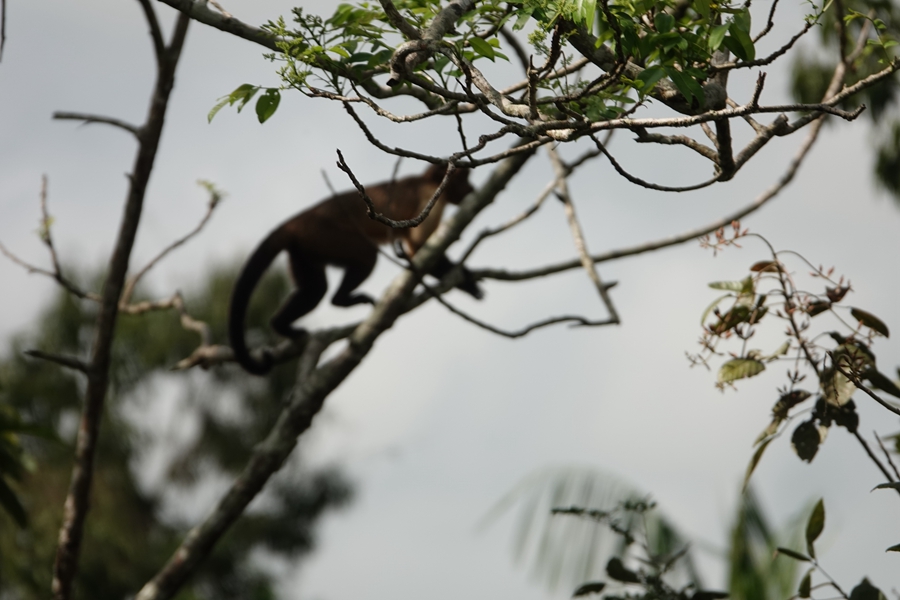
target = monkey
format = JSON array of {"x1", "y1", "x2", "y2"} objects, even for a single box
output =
[{"x1": 229, "y1": 164, "x2": 483, "y2": 375}]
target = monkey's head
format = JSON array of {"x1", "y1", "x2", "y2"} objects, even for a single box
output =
[{"x1": 425, "y1": 163, "x2": 474, "y2": 204}]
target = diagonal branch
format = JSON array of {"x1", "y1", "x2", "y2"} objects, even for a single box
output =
[
  {"x1": 548, "y1": 145, "x2": 620, "y2": 324},
  {"x1": 120, "y1": 183, "x2": 223, "y2": 306},
  {"x1": 480, "y1": 101, "x2": 831, "y2": 282}
]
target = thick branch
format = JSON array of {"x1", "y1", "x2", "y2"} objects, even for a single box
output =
[{"x1": 135, "y1": 147, "x2": 536, "y2": 600}]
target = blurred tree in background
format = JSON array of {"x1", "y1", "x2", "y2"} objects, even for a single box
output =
[{"x1": 0, "y1": 267, "x2": 352, "y2": 600}]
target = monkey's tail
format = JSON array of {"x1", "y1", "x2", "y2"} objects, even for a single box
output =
[{"x1": 228, "y1": 233, "x2": 284, "y2": 375}]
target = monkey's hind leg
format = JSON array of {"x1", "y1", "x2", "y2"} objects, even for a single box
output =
[
  {"x1": 270, "y1": 258, "x2": 328, "y2": 340},
  {"x1": 331, "y1": 251, "x2": 378, "y2": 308}
]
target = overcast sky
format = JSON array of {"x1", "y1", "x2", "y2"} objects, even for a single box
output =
[{"x1": 2, "y1": 1, "x2": 899, "y2": 598}]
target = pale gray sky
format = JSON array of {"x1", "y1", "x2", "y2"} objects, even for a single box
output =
[{"x1": 1, "y1": 1, "x2": 899, "y2": 598}]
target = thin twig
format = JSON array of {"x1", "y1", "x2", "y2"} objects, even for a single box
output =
[
  {"x1": 336, "y1": 148, "x2": 455, "y2": 228},
  {"x1": 874, "y1": 431, "x2": 900, "y2": 481},
  {"x1": 0, "y1": 179, "x2": 99, "y2": 301},
  {"x1": 853, "y1": 431, "x2": 900, "y2": 491},
  {"x1": 548, "y1": 145, "x2": 620, "y2": 324},
  {"x1": 23, "y1": 350, "x2": 90, "y2": 373},
  {"x1": 833, "y1": 362, "x2": 900, "y2": 417},
  {"x1": 53, "y1": 112, "x2": 142, "y2": 140},
  {"x1": 480, "y1": 100, "x2": 831, "y2": 282},
  {"x1": 0, "y1": 0, "x2": 6, "y2": 62},
  {"x1": 120, "y1": 186, "x2": 222, "y2": 306}
]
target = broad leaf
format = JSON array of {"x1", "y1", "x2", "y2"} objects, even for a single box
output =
[
  {"x1": 798, "y1": 569, "x2": 813, "y2": 598},
  {"x1": 573, "y1": 582, "x2": 606, "y2": 597},
  {"x1": 851, "y1": 307, "x2": 890, "y2": 337},
  {"x1": 469, "y1": 37, "x2": 496, "y2": 61},
  {"x1": 791, "y1": 420, "x2": 821, "y2": 462},
  {"x1": 256, "y1": 89, "x2": 281, "y2": 123},
  {"x1": 718, "y1": 358, "x2": 765, "y2": 384}
]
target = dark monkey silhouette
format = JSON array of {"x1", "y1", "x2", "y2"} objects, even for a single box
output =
[{"x1": 229, "y1": 164, "x2": 483, "y2": 375}]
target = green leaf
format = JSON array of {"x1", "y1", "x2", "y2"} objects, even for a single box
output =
[
  {"x1": 469, "y1": 37, "x2": 496, "y2": 61},
  {"x1": 849, "y1": 578, "x2": 886, "y2": 600},
  {"x1": 573, "y1": 582, "x2": 606, "y2": 597},
  {"x1": 725, "y1": 22, "x2": 756, "y2": 61},
  {"x1": 872, "y1": 481, "x2": 900, "y2": 491},
  {"x1": 255, "y1": 89, "x2": 281, "y2": 124},
  {"x1": 576, "y1": 0, "x2": 597, "y2": 31},
  {"x1": 798, "y1": 569, "x2": 813, "y2": 598},
  {"x1": 708, "y1": 24, "x2": 729, "y2": 50},
  {"x1": 850, "y1": 307, "x2": 890, "y2": 337},
  {"x1": 208, "y1": 96, "x2": 231, "y2": 123},
  {"x1": 864, "y1": 369, "x2": 900, "y2": 399},
  {"x1": 886, "y1": 543, "x2": 900, "y2": 552},
  {"x1": 694, "y1": 0, "x2": 711, "y2": 20},
  {"x1": 766, "y1": 340, "x2": 791, "y2": 361},
  {"x1": 665, "y1": 66, "x2": 705, "y2": 108},
  {"x1": 775, "y1": 547, "x2": 811, "y2": 562},
  {"x1": 732, "y1": 8, "x2": 752, "y2": 32},
  {"x1": 708, "y1": 276, "x2": 754, "y2": 293},
  {"x1": 654, "y1": 12, "x2": 675, "y2": 33},
  {"x1": 328, "y1": 44, "x2": 351, "y2": 58},
  {"x1": 718, "y1": 358, "x2": 765, "y2": 384},
  {"x1": 805, "y1": 498, "x2": 825, "y2": 558},
  {"x1": 637, "y1": 65, "x2": 666, "y2": 92}
]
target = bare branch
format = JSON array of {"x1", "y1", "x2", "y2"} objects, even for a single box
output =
[
  {"x1": 52, "y1": 13, "x2": 191, "y2": 600},
  {"x1": 0, "y1": 178, "x2": 100, "y2": 301},
  {"x1": 460, "y1": 177, "x2": 558, "y2": 263},
  {"x1": 632, "y1": 127, "x2": 718, "y2": 162},
  {"x1": 23, "y1": 350, "x2": 90, "y2": 373},
  {"x1": 378, "y1": 0, "x2": 422, "y2": 40},
  {"x1": 53, "y1": 112, "x2": 142, "y2": 140},
  {"x1": 499, "y1": 26, "x2": 529, "y2": 74},
  {"x1": 120, "y1": 184, "x2": 222, "y2": 306},
  {"x1": 207, "y1": 0, "x2": 232, "y2": 18},
  {"x1": 481, "y1": 104, "x2": 830, "y2": 282},
  {"x1": 853, "y1": 430, "x2": 900, "y2": 491},
  {"x1": 875, "y1": 431, "x2": 900, "y2": 482},
  {"x1": 833, "y1": 362, "x2": 900, "y2": 418},
  {"x1": 0, "y1": 0, "x2": 6, "y2": 62},
  {"x1": 136, "y1": 0, "x2": 165, "y2": 60},
  {"x1": 136, "y1": 147, "x2": 537, "y2": 600},
  {"x1": 548, "y1": 145, "x2": 620, "y2": 324},
  {"x1": 592, "y1": 136, "x2": 721, "y2": 192},
  {"x1": 711, "y1": 18, "x2": 815, "y2": 72},
  {"x1": 753, "y1": 0, "x2": 781, "y2": 43},
  {"x1": 335, "y1": 149, "x2": 456, "y2": 229},
  {"x1": 387, "y1": 0, "x2": 475, "y2": 85}
]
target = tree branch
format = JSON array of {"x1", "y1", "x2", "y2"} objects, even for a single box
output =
[
  {"x1": 548, "y1": 145, "x2": 620, "y2": 324},
  {"x1": 51, "y1": 13, "x2": 191, "y2": 600},
  {"x1": 53, "y1": 112, "x2": 142, "y2": 140},
  {"x1": 135, "y1": 147, "x2": 536, "y2": 600}
]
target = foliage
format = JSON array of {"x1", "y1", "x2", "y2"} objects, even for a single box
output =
[
  {"x1": 0, "y1": 266, "x2": 352, "y2": 600},
  {"x1": 690, "y1": 226, "x2": 899, "y2": 473},
  {"x1": 791, "y1": 0, "x2": 900, "y2": 199}
]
